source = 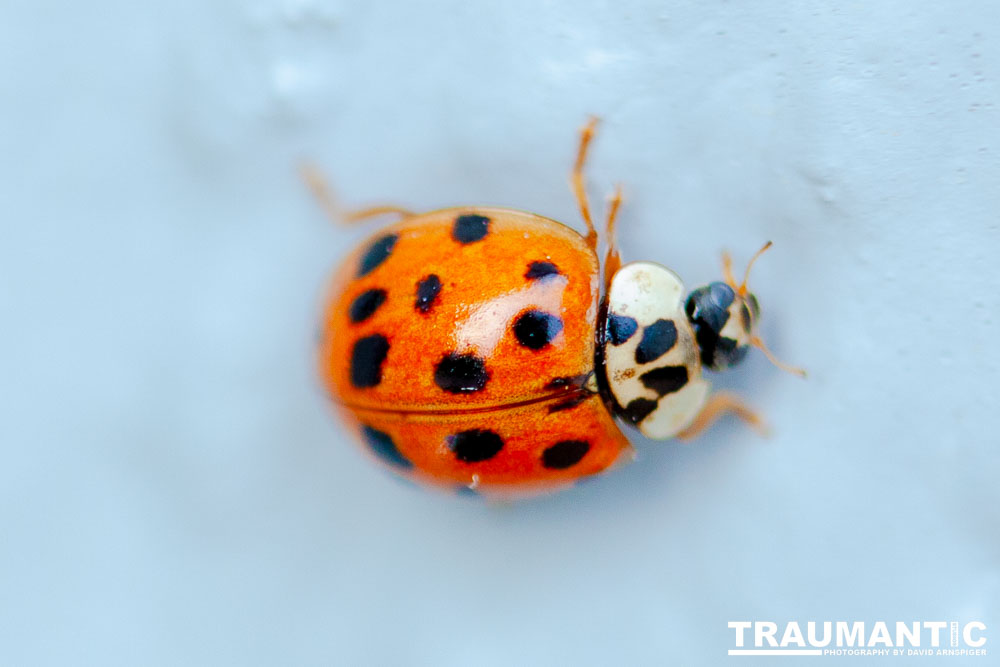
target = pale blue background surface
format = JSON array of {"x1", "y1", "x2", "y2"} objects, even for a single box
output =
[{"x1": 2, "y1": 1, "x2": 998, "y2": 665}]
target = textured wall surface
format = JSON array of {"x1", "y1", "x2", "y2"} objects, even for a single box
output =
[{"x1": 2, "y1": 1, "x2": 998, "y2": 665}]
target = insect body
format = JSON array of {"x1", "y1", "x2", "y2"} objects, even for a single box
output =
[{"x1": 315, "y1": 119, "x2": 801, "y2": 498}]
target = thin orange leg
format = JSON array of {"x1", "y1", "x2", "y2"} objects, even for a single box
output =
[
  {"x1": 722, "y1": 243, "x2": 807, "y2": 378},
  {"x1": 675, "y1": 392, "x2": 769, "y2": 441},
  {"x1": 570, "y1": 116, "x2": 600, "y2": 253},
  {"x1": 603, "y1": 184, "x2": 624, "y2": 291},
  {"x1": 300, "y1": 163, "x2": 415, "y2": 225}
]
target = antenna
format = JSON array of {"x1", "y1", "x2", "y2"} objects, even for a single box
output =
[
  {"x1": 739, "y1": 241, "x2": 772, "y2": 296},
  {"x1": 725, "y1": 242, "x2": 807, "y2": 378}
]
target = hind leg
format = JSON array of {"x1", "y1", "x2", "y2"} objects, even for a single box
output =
[
  {"x1": 300, "y1": 163, "x2": 415, "y2": 225},
  {"x1": 602, "y1": 184, "x2": 624, "y2": 290}
]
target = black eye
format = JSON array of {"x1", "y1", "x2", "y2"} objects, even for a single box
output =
[
  {"x1": 685, "y1": 282, "x2": 735, "y2": 333},
  {"x1": 707, "y1": 282, "x2": 736, "y2": 309}
]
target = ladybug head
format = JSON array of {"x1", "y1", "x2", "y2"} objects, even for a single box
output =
[
  {"x1": 685, "y1": 281, "x2": 759, "y2": 371},
  {"x1": 685, "y1": 242, "x2": 805, "y2": 376}
]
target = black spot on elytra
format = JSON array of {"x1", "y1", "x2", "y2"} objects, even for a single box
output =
[
  {"x1": 357, "y1": 234, "x2": 398, "y2": 277},
  {"x1": 634, "y1": 319, "x2": 678, "y2": 364},
  {"x1": 607, "y1": 313, "x2": 638, "y2": 346},
  {"x1": 361, "y1": 425, "x2": 411, "y2": 470},
  {"x1": 448, "y1": 429, "x2": 504, "y2": 462},
  {"x1": 541, "y1": 440, "x2": 590, "y2": 469},
  {"x1": 525, "y1": 261, "x2": 560, "y2": 280},
  {"x1": 547, "y1": 394, "x2": 587, "y2": 413},
  {"x1": 348, "y1": 288, "x2": 387, "y2": 323},
  {"x1": 452, "y1": 214, "x2": 491, "y2": 244},
  {"x1": 740, "y1": 302, "x2": 751, "y2": 331},
  {"x1": 434, "y1": 352, "x2": 490, "y2": 393},
  {"x1": 513, "y1": 310, "x2": 563, "y2": 350},
  {"x1": 415, "y1": 274, "x2": 442, "y2": 313},
  {"x1": 639, "y1": 365, "x2": 689, "y2": 396},
  {"x1": 623, "y1": 397, "x2": 658, "y2": 424},
  {"x1": 350, "y1": 334, "x2": 389, "y2": 388}
]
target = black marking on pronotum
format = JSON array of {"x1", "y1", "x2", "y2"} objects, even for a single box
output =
[
  {"x1": 525, "y1": 261, "x2": 560, "y2": 280},
  {"x1": 452, "y1": 214, "x2": 491, "y2": 244},
  {"x1": 639, "y1": 365, "x2": 689, "y2": 396},
  {"x1": 513, "y1": 310, "x2": 563, "y2": 350},
  {"x1": 357, "y1": 234, "x2": 398, "y2": 277},
  {"x1": 607, "y1": 313, "x2": 638, "y2": 346},
  {"x1": 350, "y1": 334, "x2": 390, "y2": 388},
  {"x1": 414, "y1": 274, "x2": 442, "y2": 313},
  {"x1": 348, "y1": 288, "x2": 387, "y2": 324},
  {"x1": 634, "y1": 319, "x2": 679, "y2": 364},
  {"x1": 541, "y1": 440, "x2": 590, "y2": 469},
  {"x1": 361, "y1": 425, "x2": 412, "y2": 469},
  {"x1": 447, "y1": 429, "x2": 504, "y2": 463},
  {"x1": 433, "y1": 352, "x2": 490, "y2": 393},
  {"x1": 623, "y1": 397, "x2": 658, "y2": 424}
]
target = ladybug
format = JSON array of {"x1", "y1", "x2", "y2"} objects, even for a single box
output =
[{"x1": 312, "y1": 118, "x2": 803, "y2": 498}]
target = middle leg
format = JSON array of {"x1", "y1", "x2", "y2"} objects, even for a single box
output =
[
  {"x1": 675, "y1": 391, "x2": 769, "y2": 441},
  {"x1": 603, "y1": 184, "x2": 624, "y2": 291},
  {"x1": 569, "y1": 117, "x2": 627, "y2": 289}
]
